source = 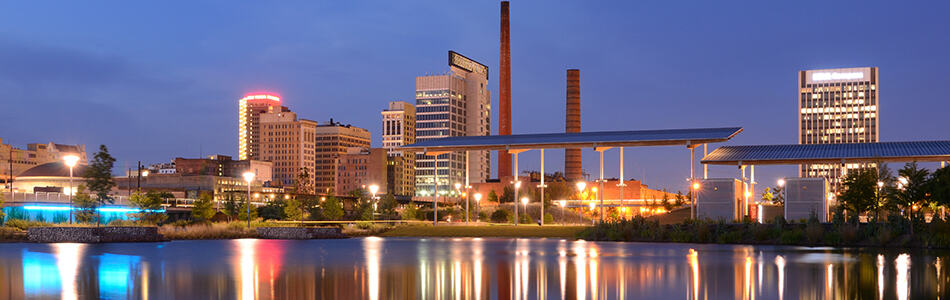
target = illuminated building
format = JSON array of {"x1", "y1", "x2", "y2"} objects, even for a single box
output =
[
  {"x1": 798, "y1": 67, "x2": 879, "y2": 187},
  {"x1": 381, "y1": 101, "x2": 416, "y2": 197},
  {"x1": 414, "y1": 51, "x2": 491, "y2": 196},
  {"x1": 238, "y1": 93, "x2": 284, "y2": 160},
  {"x1": 174, "y1": 155, "x2": 273, "y2": 183},
  {"x1": 335, "y1": 147, "x2": 388, "y2": 195},
  {"x1": 313, "y1": 120, "x2": 371, "y2": 195},
  {"x1": 259, "y1": 111, "x2": 317, "y2": 189},
  {"x1": 1, "y1": 139, "x2": 86, "y2": 189}
]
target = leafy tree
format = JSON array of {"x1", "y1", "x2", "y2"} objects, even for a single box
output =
[
  {"x1": 662, "y1": 191, "x2": 675, "y2": 212},
  {"x1": 500, "y1": 186, "x2": 514, "y2": 203},
  {"x1": 929, "y1": 165, "x2": 950, "y2": 210},
  {"x1": 128, "y1": 191, "x2": 167, "y2": 224},
  {"x1": 0, "y1": 188, "x2": 5, "y2": 222},
  {"x1": 892, "y1": 162, "x2": 930, "y2": 222},
  {"x1": 237, "y1": 199, "x2": 258, "y2": 222},
  {"x1": 284, "y1": 197, "x2": 305, "y2": 221},
  {"x1": 258, "y1": 199, "x2": 286, "y2": 221},
  {"x1": 83, "y1": 145, "x2": 116, "y2": 225},
  {"x1": 223, "y1": 194, "x2": 239, "y2": 221},
  {"x1": 674, "y1": 191, "x2": 686, "y2": 207},
  {"x1": 191, "y1": 192, "x2": 216, "y2": 222},
  {"x1": 73, "y1": 184, "x2": 97, "y2": 223},
  {"x1": 378, "y1": 193, "x2": 397, "y2": 218},
  {"x1": 402, "y1": 202, "x2": 419, "y2": 220},
  {"x1": 839, "y1": 168, "x2": 878, "y2": 218},
  {"x1": 294, "y1": 168, "x2": 313, "y2": 195},
  {"x1": 323, "y1": 196, "x2": 344, "y2": 220},
  {"x1": 487, "y1": 190, "x2": 499, "y2": 203}
]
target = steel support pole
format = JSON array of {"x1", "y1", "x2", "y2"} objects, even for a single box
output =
[
  {"x1": 434, "y1": 154, "x2": 439, "y2": 226},
  {"x1": 618, "y1": 147, "x2": 625, "y2": 219},
  {"x1": 750, "y1": 165, "x2": 755, "y2": 219},
  {"x1": 690, "y1": 147, "x2": 695, "y2": 219},
  {"x1": 539, "y1": 149, "x2": 545, "y2": 226},
  {"x1": 513, "y1": 152, "x2": 519, "y2": 226},
  {"x1": 599, "y1": 149, "x2": 605, "y2": 223},
  {"x1": 465, "y1": 151, "x2": 470, "y2": 224},
  {"x1": 68, "y1": 167, "x2": 74, "y2": 224},
  {"x1": 703, "y1": 144, "x2": 708, "y2": 179}
]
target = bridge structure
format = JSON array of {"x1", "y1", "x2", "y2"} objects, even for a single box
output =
[{"x1": 400, "y1": 127, "x2": 744, "y2": 226}]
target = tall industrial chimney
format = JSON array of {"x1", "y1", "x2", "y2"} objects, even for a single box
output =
[
  {"x1": 565, "y1": 69, "x2": 582, "y2": 181},
  {"x1": 498, "y1": 1, "x2": 512, "y2": 179}
]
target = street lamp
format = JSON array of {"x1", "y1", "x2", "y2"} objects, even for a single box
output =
[
  {"x1": 558, "y1": 200, "x2": 566, "y2": 225},
  {"x1": 691, "y1": 181, "x2": 701, "y2": 219},
  {"x1": 63, "y1": 155, "x2": 80, "y2": 224},
  {"x1": 474, "y1": 193, "x2": 482, "y2": 222},
  {"x1": 242, "y1": 171, "x2": 255, "y2": 229},
  {"x1": 513, "y1": 181, "x2": 522, "y2": 226},
  {"x1": 777, "y1": 179, "x2": 785, "y2": 187},
  {"x1": 521, "y1": 197, "x2": 529, "y2": 224},
  {"x1": 369, "y1": 184, "x2": 379, "y2": 222},
  {"x1": 588, "y1": 201, "x2": 596, "y2": 225}
]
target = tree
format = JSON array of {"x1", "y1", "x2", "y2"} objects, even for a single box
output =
[
  {"x1": 83, "y1": 145, "x2": 116, "y2": 225},
  {"x1": 73, "y1": 184, "x2": 97, "y2": 223},
  {"x1": 294, "y1": 168, "x2": 313, "y2": 195},
  {"x1": 402, "y1": 202, "x2": 419, "y2": 220},
  {"x1": 0, "y1": 188, "x2": 5, "y2": 222},
  {"x1": 284, "y1": 197, "x2": 305, "y2": 221},
  {"x1": 929, "y1": 165, "x2": 950, "y2": 212},
  {"x1": 128, "y1": 191, "x2": 167, "y2": 224},
  {"x1": 378, "y1": 194, "x2": 397, "y2": 218},
  {"x1": 223, "y1": 194, "x2": 239, "y2": 221},
  {"x1": 487, "y1": 190, "x2": 499, "y2": 203},
  {"x1": 258, "y1": 199, "x2": 286, "y2": 221},
  {"x1": 674, "y1": 191, "x2": 686, "y2": 207},
  {"x1": 661, "y1": 191, "x2": 674, "y2": 212},
  {"x1": 237, "y1": 199, "x2": 258, "y2": 222},
  {"x1": 839, "y1": 168, "x2": 878, "y2": 218},
  {"x1": 892, "y1": 162, "x2": 930, "y2": 221},
  {"x1": 323, "y1": 196, "x2": 344, "y2": 220},
  {"x1": 500, "y1": 186, "x2": 514, "y2": 203},
  {"x1": 191, "y1": 192, "x2": 216, "y2": 222}
]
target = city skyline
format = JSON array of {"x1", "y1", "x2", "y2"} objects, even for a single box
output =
[{"x1": 2, "y1": 1, "x2": 950, "y2": 193}]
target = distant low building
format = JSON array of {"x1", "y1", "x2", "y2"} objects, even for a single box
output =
[
  {"x1": 335, "y1": 147, "x2": 388, "y2": 195},
  {"x1": 174, "y1": 155, "x2": 273, "y2": 184},
  {"x1": 1, "y1": 138, "x2": 87, "y2": 187}
]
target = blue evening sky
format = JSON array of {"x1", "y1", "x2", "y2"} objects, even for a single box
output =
[{"x1": 1, "y1": 1, "x2": 948, "y2": 193}]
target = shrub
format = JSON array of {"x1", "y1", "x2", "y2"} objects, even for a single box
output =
[
  {"x1": 490, "y1": 209, "x2": 511, "y2": 223},
  {"x1": 4, "y1": 219, "x2": 50, "y2": 230},
  {"x1": 543, "y1": 213, "x2": 554, "y2": 224},
  {"x1": 805, "y1": 222, "x2": 825, "y2": 245},
  {"x1": 779, "y1": 229, "x2": 804, "y2": 244}
]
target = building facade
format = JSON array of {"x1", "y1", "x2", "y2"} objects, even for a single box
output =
[
  {"x1": 335, "y1": 147, "x2": 388, "y2": 195},
  {"x1": 314, "y1": 121, "x2": 371, "y2": 195},
  {"x1": 381, "y1": 101, "x2": 416, "y2": 197},
  {"x1": 259, "y1": 111, "x2": 317, "y2": 190},
  {"x1": 414, "y1": 51, "x2": 491, "y2": 197},
  {"x1": 1, "y1": 138, "x2": 86, "y2": 187},
  {"x1": 174, "y1": 155, "x2": 274, "y2": 184},
  {"x1": 238, "y1": 93, "x2": 285, "y2": 160},
  {"x1": 798, "y1": 67, "x2": 879, "y2": 187}
]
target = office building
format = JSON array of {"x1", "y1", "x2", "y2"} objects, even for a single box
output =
[
  {"x1": 798, "y1": 67, "x2": 879, "y2": 187},
  {"x1": 1, "y1": 138, "x2": 86, "y2": 189},
  {"x1": 174, "y1": 155, "x2": 273, "y2": 184},
  {"x1": 314, "y1": 120, "x2": 371, "y2": 195},
  {"x1": 335, "y1": 147, "x2": 388, "y2": 195},
  {"x1": 414, "y1": 51, "x2": 491, "y2": 197},
  {"x1": 238, "y1": 93, "x2": 285, "y2": 160},
  {"x1": 381, "y1": 101, "x2": 416, "y2": 197},
  {"x1": 259, "y1": 110, "x2": 317, "y2": 190}
]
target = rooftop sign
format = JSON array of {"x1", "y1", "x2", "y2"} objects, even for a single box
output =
[{"x1": 448, "y1": 51, "x2": 488, "y2": 80}]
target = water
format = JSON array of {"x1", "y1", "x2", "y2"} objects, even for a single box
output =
[{"x1": 0, "y1": 238, "x2": 947, "y2": 299}]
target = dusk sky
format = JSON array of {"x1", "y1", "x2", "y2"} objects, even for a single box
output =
[{"x1": 2, "y1": 1, "x2": 949, "y2": 193}]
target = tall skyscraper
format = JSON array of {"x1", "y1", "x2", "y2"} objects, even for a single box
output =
[
  {"x1": 798, "y1": 67, "x2": 879, "y2": 187},
  {"x1": 313, "y1": 121, "x2": 371, "y2": 195},
  {"x1": 414, "y1": 51, "x2": 491, "y2": 197},
  {"x1": 381, "y1": 101, "x2": 417, "y2": 197},
  {"x1": 238, "y1": 93, "x2": 284, "y2": 160},
  {"x1": 259, "y1": 110, "x2": 317, "y2": 189}
]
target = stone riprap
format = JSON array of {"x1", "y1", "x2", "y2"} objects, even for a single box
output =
[
  {"x1": 256, "y1": 227, "x2": 346, "y2": 239},
  {"x1": 27, "y1": 226, "x2": 165, "y2": 243}
]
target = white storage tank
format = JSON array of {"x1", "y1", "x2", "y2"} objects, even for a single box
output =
[
  {"x1": 696, "y1": 178, "x2": 747, "y2": 222},
  {"x1": 784, "y1": 177, "x2": 829, "y2": 222}
]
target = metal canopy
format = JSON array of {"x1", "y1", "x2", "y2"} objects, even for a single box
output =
[
  {"x1": 399, "y1": 127, "x2": 743, "y2": 152},
  {"x1": 701, "y1": 140, "x2": 950, "y2": 165}
]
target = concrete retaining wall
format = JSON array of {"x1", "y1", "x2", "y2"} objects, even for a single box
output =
[
  {"x1": 256, "y1": 227, "x2": 345, "y2": 239},
  {"x1": 27, "y1": 226, "x2": 165, "y2": 243}
]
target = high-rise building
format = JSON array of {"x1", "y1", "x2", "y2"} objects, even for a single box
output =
[
  {"x1": 414, "y1": 51, "x2": 491, "y2": 197},
  {"x1": 259, "y1": 111, "x2": 317, "y2": 190},
  {"x1": 381, "y1": 101, "x2": 416, "y2": 197},
  {"x1": 798, "y1": 67, "x2": 879, "y2": 187},
  {"x1": 335, "y1": 147, "x2": 388, "y2": 195},
  {"x1": 1, "y1": 138, "x2": 86, "y2": 188},
  {"x1": 238, "y1": 93, "x2": 284, "y2": 160},
  {"x1": 313, "y1": 120, "x2": 371, "y2": 195}
]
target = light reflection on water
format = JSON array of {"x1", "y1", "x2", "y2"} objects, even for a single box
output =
[{"x1": 0, "y1": 238, "x2": 949, "y2": 299}]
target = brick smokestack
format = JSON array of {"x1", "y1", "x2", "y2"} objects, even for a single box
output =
[
  {"x1": 497, "y1": 1, "x2": 512, "y2": 179},
  {"x1": 565, "y1": 69, "x2": 582, "y2": 181}
]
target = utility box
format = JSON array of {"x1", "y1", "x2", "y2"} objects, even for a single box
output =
[
  {"x1": 784, "y1": 177, "x2": 829, "y2": 222},
  {"x1": 696, "y1": 178, "x2": 747, "y2": 222}
]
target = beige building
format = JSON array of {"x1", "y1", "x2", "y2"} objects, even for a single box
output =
[
  {"x1": 238, "y1": 93, "x2": 285, "y2": 160},
  {"x1": 381, "y1": 101, "x2": 416, "y2": 197},
  {"x1": 415, "y1": 51, "x2": 491, "y2": 197},
  {"x1": 335, "y1": 147, "x2": 388, "y2": 195},
  {"x1": 314, "y1": 121, "x2": 371, "y2": 195},
  {"x1": 1, "y1": 138, "x2": 86, "y2": 187},
  {"x1": 798, "y1": 67, "x2": 879, "y2": 188},
  {"x1": 259, "y1": 110, "x2": 317, "y2": 190}
]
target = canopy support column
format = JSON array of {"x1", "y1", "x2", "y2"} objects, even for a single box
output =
[
  {"x1": 703, "y1": 144, "x2": 708, "y2": 179},
  {"x1": 618, "y1": 147, "x2": 627, "y2": 219},
  {"x1": 595, "y1": 147, "x2": 612, "y2": 223},
  {"x1": 465, "y1": 151, "x2": 470, "y2": 224},
  {"x1": 425, "y1": 150, "x2": 450, "y2": 226},
  {"x1": 539, "y1": 149, "x2": 546, "y2": 226},
  {"x1": 509, "y1": 149, "x2": 529, "y2": 226}
]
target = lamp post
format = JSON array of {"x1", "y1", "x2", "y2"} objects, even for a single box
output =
[
  {"x1": 521, "y1": 197, "x2": 529, "y2": 224},
  {"x1": 369, "y1": 184, "x2": 379, "y2": 222},
  {"x1": 513, "y1": 181, "x2": 521, "y2": 226},
  {"x1": 474, "y1": 193, "x2": 482, "y2": 222},
  {"x1": 691, "y1": 181, "x2": 700, "y2": 219},
  {"x1": 558, "y1": 200, "x2": 566, "y2": 225},
  {"x1": 63, "y1": 155, "x2": 80, "y2": 224},
  {"x1": 242, "y1": 171, "x2": 255, "y2": 229},
  {"x1": 588, "y1": 201, "x2": 596, "y2": 225}
]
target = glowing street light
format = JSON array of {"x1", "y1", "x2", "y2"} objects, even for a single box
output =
[
  {"x1": 369, "y1": 184, "x2": 379, "y2": 222},
  {"x1": 777, "y1": 179, "x2": 785, "y2": 187},
  {"x1": 242, "y1": 171, "x2": 255, "y2": 229},
  {"x1": 521, "y1": 197, "x2": 529, "y2": 224},
  {"x1": 63, "y1": 155, "x2": 80, "y2": 224},
  {"x1": 558, "y1": 200, "x2": 566, "y2": 225},
  {"x1": 576, "y1": 181, "x2": 586, "y2": 192},
  {"x1": 513, "y1": 180, "x2": 522, "y2": 226},
  {"x1": 474, "y1": 193, "x2": 482, "y2": 222}
]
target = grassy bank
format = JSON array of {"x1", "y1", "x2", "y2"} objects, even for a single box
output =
[
  {"x1": 578, "y1": 216, "x2": 950, "y2": 248},
  {"x1": 379, "y1": 224, "x2": 589, "y2": 238}
]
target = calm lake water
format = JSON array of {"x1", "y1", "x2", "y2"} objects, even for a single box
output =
[{"x1": 0, "y1": 237, "x2": 947, "y2": 299}]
